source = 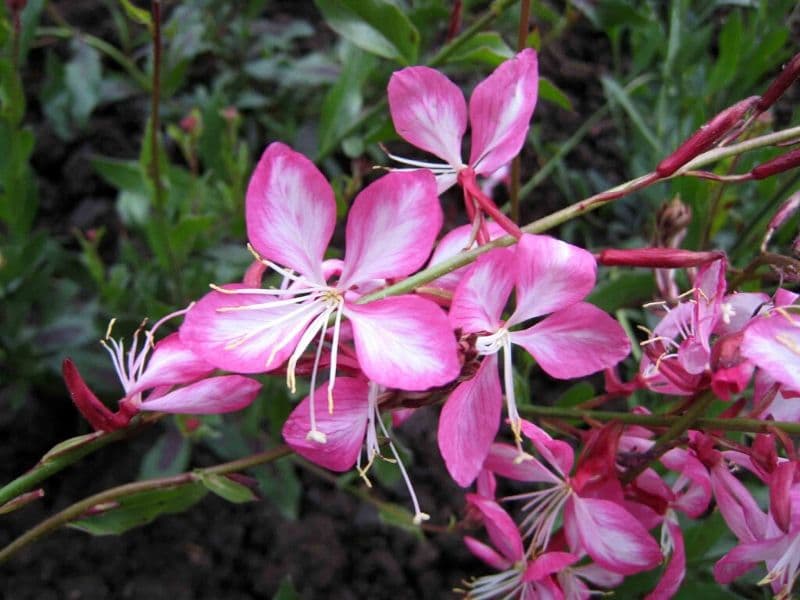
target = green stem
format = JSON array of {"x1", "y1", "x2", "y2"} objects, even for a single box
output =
[
  {"x1": 0, "y1": 445, "x2": 291, "y2": 564},
  {"x1": 315, "y1": 0, "x2": 520, "y2": 161},
  {"x1": 357, "y1": 124, "x2": 800, "y2": 304},
  {"x1": 36, "y1": 27, "x2": 150, "y2": 90},
  {"x1": 0, "y1": 414, "x2": 163, "y2": 508},
  {"x1": 518, "y1": 404, "x2": 800, "y2": 434}
]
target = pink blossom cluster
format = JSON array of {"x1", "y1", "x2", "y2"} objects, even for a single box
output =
[{"x1": 61, "y1": 50, "x2": 800, "y2": 598}]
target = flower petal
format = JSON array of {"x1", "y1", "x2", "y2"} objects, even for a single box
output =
[
  {"x1": 484, "y1": 443, "x2": 561, "y2": 484},
  {"x1": 180, "y1": 285, "x2": 321, "y2": 374},
  {"x1": 449, "y1": 247, "x2": 516, "y2": 333},
  {"x1": 469, "y1": 49, "x2": 539, "y2": 175},
  {"x1": 281, "y1": 378, "x2": 370, "y2": 472},
  {"x1": 387, "y1": 66, "x2": 467, "y2": 168},
  {"x1": 467, "y1": 493, "x2": 524, "y2": 563},
  {"x1": 511, "y1": 303, "x2": 630, "y2": 379},
  {"x1": 713, "y1": 533, "x2": 792, "y2": 584},
  {"x1": 128, "y1": 333, "x2": 215, "y2": 395},
  {"x1": 565, "y1": 495, "x2": 662, "y2": 575},
  {"x1": 345, "y1": 295, "x2": 460, "y2": 390},
  {"x1": 340, "y1": 170, "x2": 442, "y2": 287},
  {"x1": 138, "y1": 375, "x2": 260, "y2": 414},
  {"x1": 645, "y1": 518, "x2": 686, "y2": 600},
  {"x1": 463, "y1": 536, "x2": 512, "y2": 571},
  {"x1": 508, "y1": 234, "x2": 597, "y2": 325},
  {"x1": 438, "y1": 355, "x2": 502, "y2": 487},
  {"x1": 246, "y1": 143, "x2": 335, "y2": 282},
  {"x1": 742, "y1": 311, "x2": 800, "y2": 392}
]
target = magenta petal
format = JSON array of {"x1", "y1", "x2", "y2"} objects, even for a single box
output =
[
  {"x1": 179, "y1": 285, "x2": 319, "y2": 374},
  {"x1": 524, "y1": 552, "x2": 578, "y2": 582},
  {"x1": 566, "y1": 495, "x2": 662, "y2": 575},
  {"x1": 449, "y1": 247, "x2": 516, "y2": 333},
  {"x1": 139, "y1": 375, "x2": 260, "y2": 414},
  {"x1": 387, "y1": 66, "x2": 467, "y2": 167},
  {"x1": 466, "y1": 493, "x2": 524, "y2": 563},
  {"x1": 508, "y1": 234, "x2": 597, "y2": 325},
  {"x1": 645, "y1": 519, "x2": 686, "y2": 600},
  {"x1": 281, "y1": 378, "x2": 370, "y2": 471},
  {"x1": 128, "y1": 333, "x2": 214, "y2": 395},
  {"x1": 345, "y1": 296, "x2": 460, "y2": 391},
  {"x1": 713, "y1": 533, "x2": 792, "y2": 584},
  {"x1": 742, "y1": 312, "x2": 800, "y2": 392},
  {"x1": 464, "y1": 536, "x2": 512, "y2": 571},
  {"x1": 511, "y1": 303, "x2": 630, "y2": 379},
  {"x1": 484, "y1": 443, "x2": 561, "y2": 484},
  {"x1": 340, "y1": 170, "x2": 442, "y2": 287},
  {"x1": 469, "y1": 49, "x2": 539, "y2": 175},
  {"x1": 519, "y1": 419, "x2": 574, "y2": 477},
  {"x1": 438, "y1": 355, "x2": 502, "y2": 487},
  {"x1": 245, "y1": 143, "x2": 335, "y2": 282}
]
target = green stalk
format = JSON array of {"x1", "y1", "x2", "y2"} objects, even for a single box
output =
[
  {"x1": 357, "y1": 123, "x2": 800, "y2": 304},
  {"x1": 0, "y1": 415, "x2": 163, "y2": 509},
  {"x1": 0, "y1": 445, "x2": 291, "y2": 564}
]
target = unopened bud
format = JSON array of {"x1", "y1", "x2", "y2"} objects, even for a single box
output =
[
  {"x1": 180, "y1": 109, "x2": 202, "y2": 135},
  {"x1": 221, "y1": 106, "x2": 240, "y2": 123},
  {"x1": 597, "y1": 247, "x2": 725, "y2": 268},
  {"x1": 751, "y1": 148, "x2": 800, "y2": 180},
  {"x1": 656, "y1": 96, "x2": 760, "y2": 177},
  {"x1": 769, "y1": 191, "x2": 800, "y2": 232},
  {"x1": 757, "y1": 53, "x2": 800, "y2": 112}
]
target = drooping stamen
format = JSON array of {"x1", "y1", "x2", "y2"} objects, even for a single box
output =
[
  {"x1": 380, "y1": 145, "x2": 456, "y2": 172},
  {"x1": 327, "y1": 299, "x2": 345, "y2": 414},
  {"x1": 464, "y1": 568, "x2": 525, "y2": 600},
  {"x1": 512, "y1": 483, "x2": 571, "y2": 551},
  {"x1": 376, "y1": 409, "x2": 430, "y2": 525}
]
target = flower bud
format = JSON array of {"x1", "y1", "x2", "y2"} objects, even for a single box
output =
[
  {"x1": 656, "y1": 96, "x2": 760, "y2": 177},
  {"x1": 757, "y1": 52, "x2": 800, "y2": 112},
  {"x1": 750, "y1": 148, "x2": 800, "y2": 180},
  {"x1": 597, "y1": 247, "x2": 725, "y2": 268}
]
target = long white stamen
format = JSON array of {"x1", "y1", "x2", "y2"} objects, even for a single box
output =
[
  {"x1": 216, "y1": 293, "x2": 320, "y2": 312},
  {"x1": 381, "y1": 148, "x2": 455, "y2": 171},
  {"x1": 501, "y1": 337, "x2": 523, "y2": 446},
  {"x1": 287, "y1": 307, "x2": 333, "y2": 394},
  {"x1": 376, "y1": 412, "x2": 430, "y2": 525},
  {"x1": 306, "y1": 309, "x2": 332, "y2": 444},
  {"x1": 327, "y1": 301, "x2": 345, "y2": 413},
  {"x1": 210, "y1": 283, "x2": 323, "y2": 296}
]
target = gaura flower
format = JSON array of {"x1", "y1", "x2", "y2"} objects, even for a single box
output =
[
  {"x1": 387, "y1": 49, "x2": 538, "y2": 241},
  {"x1": 438, "y1": 234, "x2": 630, "y2": 486},
  {"x1": 180, "y1": 143, "x2": 460, "y2": 442},
  {"x1": 63, "y1": 312, "x2": 261, "y2": 431}
]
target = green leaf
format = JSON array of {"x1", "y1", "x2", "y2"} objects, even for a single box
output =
[
  {"x1": 256, "y1": 459, "x2": 301, "y2": 520},
  {"x1": 601, "y1": 75, "x2": 660, "y2": 153},
  {"x1": 272, "y1": 577, "x2": 301, "y2": 600},
  {"x1": 91, "y1": 157, "x2": 146, "y2": 194},
  {"x1": 139, "y1": 428, "x2": 192, "y2": 480},
  {"x1": 68, "y1": 483, "x2": 207, "y2": 535},
  {"x1": 198, "y1": 472, "x2": 258, "y2": 504},
  {"x1": 319, "y1": 44, "x2": 376, "y2": 153},
  {"x1": 445, "y1": 32, "x2": 514, "y2": 67},
  {"x1": 539, "y1": 78, "x2": 573, "y2": 111},
  {"x1": 0, "y1": 59, "x2": 25, "y2": 125},
  {"x1": 119, "y1": 0, "x2": 153, "y2": 31},
  {"x1": 587, "y1": 271, "x2": 655, "y2": 312},
  {"x1": 314, "y1": 0, "x2": 420, "y2": 64},
  {"x1": 706, "y1": 11, "x2": 742, "y2": 95},
  {"x1": 377, "y1": 501, "x2": 424, "y2": 538},
  {"x1": 555, "y1": 382, "x2": 595, "y2": 408}
]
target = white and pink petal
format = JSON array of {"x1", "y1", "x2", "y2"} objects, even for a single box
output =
[
  {"x1": 449, "y1": 247, "x2": 515, "y2": 333},
  {"x1": 137, "y1": 375, "x2": 261, "y2": 414},
  {"x1": 246, "y1": 143, "x2": 335, "y2": 283}
]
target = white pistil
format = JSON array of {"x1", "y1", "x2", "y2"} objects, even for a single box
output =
[{"x1": 476, "y1": 328, "x2": 523, "y2": 448}]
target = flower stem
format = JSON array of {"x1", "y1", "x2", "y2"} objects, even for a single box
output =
[
  {"x1": 0, "y1": 445, "x2": 291, "y2": 564},
  {"x1": 0, "y1": 414, "x2": 163, "y2": 509},
  {"x1": 358, "y1": 123, "x2": 800, "y2": 304},
  {"x1": 518, "y1": 404, "x2": 800, "y2": 435}
]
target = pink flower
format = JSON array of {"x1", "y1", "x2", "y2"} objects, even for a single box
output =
[
  {"x1": 63, "y1": 313, "x2": 261, "y2": 431},
  {"x1": 438, "y1": 234, "x2": 630, "y2": 486},
  {"x1": 181, "y1": 143, "x2": 460, "y2": 442},
  {"x1": 387, "y1": 50, "x2": 538, "y2": 240}
]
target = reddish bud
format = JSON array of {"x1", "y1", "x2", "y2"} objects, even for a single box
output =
[
  {"x1": 757, "y1": 53, "x2": 800, "y2": 112},
  {"x1": 768, "y1": 191, "x2": 800, "y2": 230},
  {"x1": 597, "y1": 247, "x2": 725, "y2": 268},
  {"x1": 62, "y1": 359, "x2": 133, "y2": 432},
  {"x1": 751, "y1": 148, "x2": 800, "y2": 180},
  {"x1": 656, "y1": 96, "x2": 760, "y2": 177},
  {"x1": 180, "y1": 113, "x2": 200, "y2": 134},
  {"x1": 221, "y1": 106, "x2": 239, "y2": 122},
  {"x1": 6, "y1": 0, "x2": 27, "y2": 12}
]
